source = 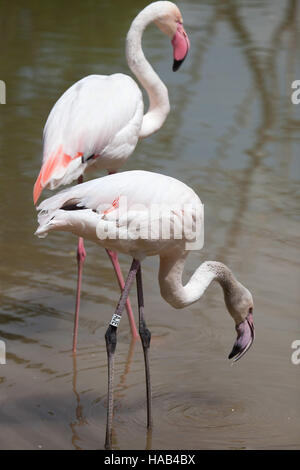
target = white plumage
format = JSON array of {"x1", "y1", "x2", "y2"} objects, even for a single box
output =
[
  {"x1": 42, "y1": 74, "x2": 143, "y2": 188},
  {"x1": 35, "y1": 168, "x2": 254, "y2": 333},
  {"x1": 33, "y1": 2, "x2": 190, "y2": 204},
  {"x1": 33, "y1": 1, "x2": 191, "y2": 349},
  {"x1": 35, "y1": 170, "x2": 254, "y2": 450},
  {"x1": 36, "y1": 170, "x2": 202, "y2": 258}
]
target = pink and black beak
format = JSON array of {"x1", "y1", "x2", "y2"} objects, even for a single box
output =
[
  {"x1": 228, "y1": 311, "x2": 255, "y2": 362},
  {"x1": 172, "y1": 22, "x2": 190, "y2": 71}
]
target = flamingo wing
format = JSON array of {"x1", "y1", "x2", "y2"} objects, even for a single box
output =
[
  {"x1": 37, "y1": 171, "x2": 200, "y2": 214},
  {"x1": 34, "y1": 74, "x2": 143, "y2": 204},
  {"x1": 36, "y1": 171, "x2": 202, "y2": 256}
]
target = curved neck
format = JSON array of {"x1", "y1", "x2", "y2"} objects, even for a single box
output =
[
  {"x1": 159, "y1": 253, "x2": 237, "y2": 309},
  {"x1": 126, "y1": 5, "x2": 170, "y2": 138}
]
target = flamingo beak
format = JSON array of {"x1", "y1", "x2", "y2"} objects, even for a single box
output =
[
  {"x1": 172, "y1": 23, "x2": 190, "y2": 71},
  {"x1": 228, "y1": 312, "x2": 255, "y2": 362}
]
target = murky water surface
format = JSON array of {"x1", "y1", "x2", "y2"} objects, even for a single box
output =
[{"x1": 0, "y1": 0, "x2": 299, "y2": 449}]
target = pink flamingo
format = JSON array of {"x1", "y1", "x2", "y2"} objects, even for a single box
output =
[
  {"x1": 35, "y1": 170, "x2": 255, "y2": 449},
  {"x1": 33, "y1": 1, "x2": 190, "y2": 350}
]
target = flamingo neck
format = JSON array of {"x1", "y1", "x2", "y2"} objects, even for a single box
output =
[
  {"x1": 159, "y1": 254, "x2": 236, "y2": 309},
  {"x1": 126, "y1": 4, "x2": 170, "y2": 139}
]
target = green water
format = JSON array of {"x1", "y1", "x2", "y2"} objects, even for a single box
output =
[{"x1": 0, "y1": 0, "x2": 299, "y2": 449}]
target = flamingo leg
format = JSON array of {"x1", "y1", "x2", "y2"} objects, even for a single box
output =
[
  {"x1": 72, "y1": 175, "x2": 85, "y2": 354},
  {"x1": 136, "y1": 265, "x2": 152, "y2": 429},
  {"x1": 106, "y1": 249, "x2": 138, "y2": 339},
  {"x1": 106, "y1": 170, "x2": 138, "y2": 339},
  {"x1": 72, "y1": 236, "x2": 86, "y2": 353},
  {"x1": 105, "y1": 258, "x2": 140, "y2": 450}
]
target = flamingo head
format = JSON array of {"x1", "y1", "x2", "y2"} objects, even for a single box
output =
[
  {"x1": 224, "y1": 284, "x2": 255, "y2": 362},
  {"x1": 153, "y1": 2, "x2": 190, "y2": 71}
]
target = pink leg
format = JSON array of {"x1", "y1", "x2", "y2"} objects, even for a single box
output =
[
  {"x1": 72, "y1": 174, "x2": 86, "y2": 353},
  {"x1": 72, "y1": 237, "x2": 86, "y2": 353},
  {"x1": 106, "y1": 249, "x2": 139, "y2": 339}
]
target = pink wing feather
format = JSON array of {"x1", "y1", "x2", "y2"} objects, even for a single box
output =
[{"x1": 34, "y1": 74, "x2": 143, "y2": 204}]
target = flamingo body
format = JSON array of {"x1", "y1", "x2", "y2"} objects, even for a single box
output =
[
  {"x1": 33, "y1": 2, "x2": 190, "y2": 205},
  {"x1": 35, "y1": 169, "x2": 254, "y2": 349},
  {"x1": 36, "y1": 170, "x2": 202, "y2": 258},
  {"x1": 34, "y1": 74, "x2": 143, "y2": 202},
  {"x1": 32, "y1": 1, "x2": 191, "y2": 349},
  {"x1": 35, "y1": 170, "x2": 255, "y2": 449}
]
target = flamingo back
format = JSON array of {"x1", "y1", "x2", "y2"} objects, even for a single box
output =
[
  {"x1": 34, "y1": 74, "x2": 143, "y2": 203},
  {"x1": 35, "y1": 171, "x2": 203, "y2": 258}
]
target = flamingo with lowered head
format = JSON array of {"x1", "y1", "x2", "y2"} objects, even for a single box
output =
[
  {"x1": 35, "y1": 170, "x2": 255, "y2": 449},
  {"x1": 33, "y1": 1, "x2": 190, "y2": 349}
]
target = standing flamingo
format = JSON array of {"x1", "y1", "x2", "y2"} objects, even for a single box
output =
[
  {"x1": 35, "y1": 170, "x2": 255, "y2": 449},
  {"x1": 33, "y1": 1, "x2": 190, "y2": 349},
  {"x1": 33, "y1": 1, "x2": 189, "y2": 352}
]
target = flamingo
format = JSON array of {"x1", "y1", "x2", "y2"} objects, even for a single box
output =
[
  {"x1": 35, "y1": 170, "x2": 255, "y2": 449},
  {"x1": 32, "y1": 1, "x2": 190, "y2": 349}
]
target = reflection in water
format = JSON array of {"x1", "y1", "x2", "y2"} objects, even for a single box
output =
[
  {"x1": 69, "y1": 354, "x2": 86, "y2": 450},
  {"x1": 145, "y1": 428, "x2": 153, "y2": 451},
  {"x1": 215, "y1": 0, "x2": 299, "y2": 260},
  {"x1": 0, "y1": 0, "x2": 299, "y2": 450},
  {"x1": 111, "y1": 338, "x2": 137, "y2": 450},
  {"x1": 116, "y1": 338, "x2": 137, "y2": 397},
  {"x1": 69, "y1": 338, "x2": 138, "y2": 450}
]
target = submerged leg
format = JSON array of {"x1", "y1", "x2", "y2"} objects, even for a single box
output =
[
  {"x1": 106, "y1": 249, "x2": 138, "y2": 339},
  {"x1": 72, "y1": 176, "x2": 86, "y2": 353},
  {"x1": 105, "y1": 258, "x2": 140, "y2": 450},
  {"x1": 136, "y1": 265, "x2": 152, "y2": 429}
]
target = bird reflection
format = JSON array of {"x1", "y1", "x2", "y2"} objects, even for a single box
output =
[
  {"x1": 69, "y1": 337, "x2": 138, "y2": 450},
  {"x1": 145, "y1": 428, "x2": 152, "y2": 450},
  {"x1": 69, "y1": 354, "x2": 87, "y2": 450}
]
